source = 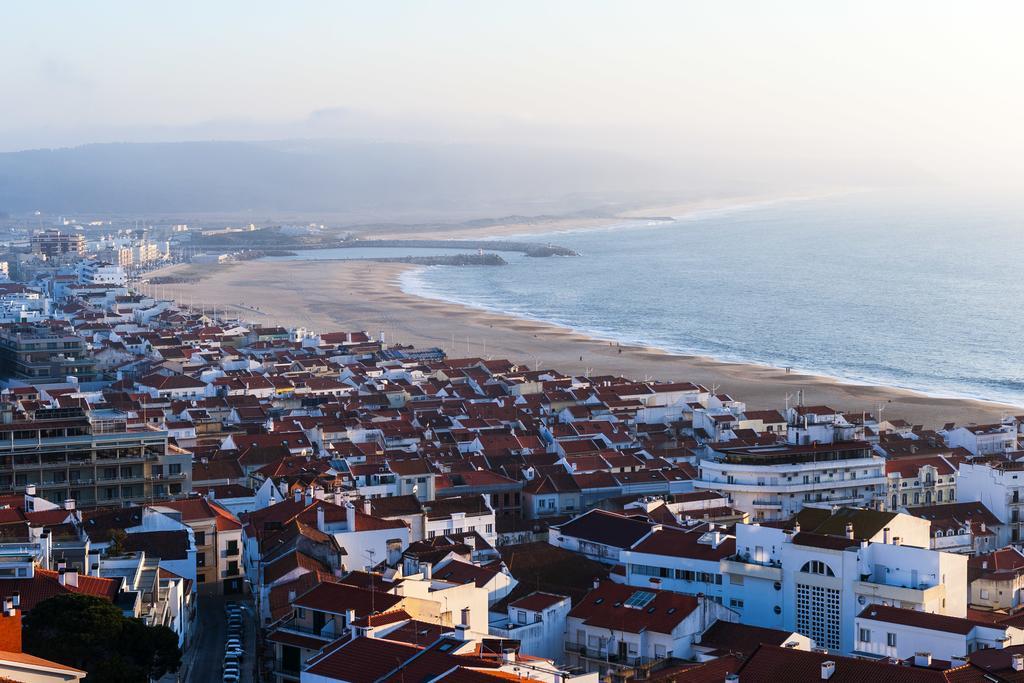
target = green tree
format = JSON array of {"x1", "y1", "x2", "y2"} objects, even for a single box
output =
[{"x1": 23, "y1": 593, "x2": 181, "y2": 683}]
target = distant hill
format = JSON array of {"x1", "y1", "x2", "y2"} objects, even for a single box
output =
[{"x1": 0, "y1": 139, "x2": 690, "y2": 215}]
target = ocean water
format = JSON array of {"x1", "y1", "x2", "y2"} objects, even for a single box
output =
[{"x1": 400, "y1": 192, "x2": 1024, "y2": 407}]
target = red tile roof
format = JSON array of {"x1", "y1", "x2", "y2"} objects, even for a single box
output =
[
  {"x1": 737, "y1": 644, "x2": 956, "y2": 682},
  {"x1": 508, "y1": 592, "x2": 567, "y2": 612},
  {"x1": 5, "y1": 568, "x2": 121, "y2": 612},
  {"x1": 568, "y1": 582, "x2": 698, "y2": 634}
]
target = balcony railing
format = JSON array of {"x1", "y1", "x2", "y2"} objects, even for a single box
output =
[
  {"x1": 564, "y1": 642, "x2": 657, "y2": 669},
  {"x1": 273, "y1": 616, "x2": 335, "y2": 640}
]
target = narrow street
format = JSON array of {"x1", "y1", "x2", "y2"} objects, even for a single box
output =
[{"x1": 181, "y1": 594, "x2": 257, "y2": 683}]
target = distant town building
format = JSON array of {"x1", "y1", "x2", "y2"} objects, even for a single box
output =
[{"x1": 30, "y1": 229, "x2": 85, "y2": 261}]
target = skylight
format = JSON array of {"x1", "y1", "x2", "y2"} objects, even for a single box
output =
[{"x1": 623, "y1": 590, "x2": 656, "y2": 609}]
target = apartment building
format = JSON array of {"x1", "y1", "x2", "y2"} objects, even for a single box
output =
[
  {"x1": 884, "y1": 454, "x2": 960, "y2": 510},
  {"x1": 958, "y1": 459, "x2": 1024, "y2": 545},
  {"x1": 0, "y1": 323, "x2": 98, "y2": 383},
  {"x1": 563, "y1": 581, "x2": 735, "y2": 679},
  {"x1": 0, "y1": 407, "x2": 191, "y2": 507},
  {"x1": 944, "y1": 424, "x2": 1018, "y2": 456},
  {"x1": 694, "y1": 440, "x2": 885, "y2": 521},
  {"x1": 854, "y1": 604, "x2": 1024, "y2": 660},
  {"x1": 153, "y1": 496, "x2": 245, "y2": 595},
  {"x1": 30, "y1": 229, "x2": 85, "y2": 261},
  {"x1": 722, "y1": 520, "x2": 967, "y2": 654}
]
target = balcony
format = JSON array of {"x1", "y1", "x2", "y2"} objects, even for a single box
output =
[
  {"x1": 752, "y1": 498, "x2": 783, "y2": 508},
  {"x1": 721, "y1": 558, "x2": 783, "y2": 581},
  {"x1": 694, "y1": 475, "x2": 887, "y2": 495},
  {"x1": 273, "y1": 616, "x2": 336, "y2": 641},
  {"x1": 854, "y1": 579, "x2": 945, "y2": 606},
  {"x1": 564, "y1": 642, "x2": 658, "y2": 669}
]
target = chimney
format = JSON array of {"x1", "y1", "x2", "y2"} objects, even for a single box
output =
[
  {"x1": 893, "y1": 536, "x2": 902, "y2": 546},
  {"x1": 793, "y1": 520, "x2": 801, "y2": 534},
  {"x1": 950, "y1": 655, "x2": 967, "y2": 667},
  {"x1": 821, "y1": 661, "x2": 836, "y2": 680},
  {"x1": 593, "y1": 577, "x2": 600, "y2": 590},
  {"x1": 845, "y1": 522, "x2": 854, "y2": 540},
  {"x1": 422, "y1": 563, "x2": 432, "y2": 580},
  {"x1": 305, "y1": 488, "x2": 313, "y2": 506},
  {"x1": 65, "y1": 569, "x2": 79, "y2": 588},
  {"x1": 39, "y1": 528, "x2": 51, "y2": 573},
  {"x1": 0, "y1": 598, "x2": 21, "y2": 653},
  {"x1": 63, "y1": 499, "x2": 75, "y2": 511},
  {"x1": 460, "y1": 607, "x2": 470, "y2": 628},
  {"x1": 294, "y1": 488, "x2": 302, "y2": 503},
  {"x1": 711, "y1": 530, "x2": 722, "y2": 548},
  {"x1": 982, "y1": 560, "x2": 989, "y2": 570},
  {"x1": 882, "y1": 527, "x2": 890, "y2": 544},
  {"x1": 1013, "y1": 654, "x2": 1024, "y2": 672},
  {"x1": 363, "y1": 498, "x2": 372, "y2": 516},
  {"x1": 25, "y1": 484, "x2": 36, "y2": 497},
  {"x1": 317, "y1": 507, "x2": 325, "y2": 533},
  {"x1": 725, "y1": 676, "x2": 739, "y2": 683},
  {"x1": 345, "y1": 502, "x2": 356, "y2": 532},
  {"x1": 914, "y1": 652, "x2": 932, "y2": 667},
  {"x1": 58, "y1": 567, "x2": 66, "y2": 587},
  {"x1": 502, "y1": 648, "x2": 515, "y2": 664}
]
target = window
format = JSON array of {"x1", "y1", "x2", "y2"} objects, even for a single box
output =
[
  {"x1": 887, "y1": 632, "x2": 897, "y2": 647},
  {"x1": 800, "y1": 561, "x2": 835, "y2": 577},
  {"x1": 428, "y1": 530, "x2": 437, "y2": 539},
  {"x1": 981, "y1": 589, "x2": 990, "y2": 599},
  {"x1": 196, "y1": 552, "x2": 206, "y2": 568},
  {"x1": 517, "y1": 610, "x2": 526, "y2": 624},
  {"x1": 194, "y1": 531, "x2": 206, "y2": 546},
  {"x1": 729, "y1": 598, "x2": 744, "y2": 608},
  {"x1": 859, "y1": 628, "x2": 871, "y2": 643},
  {"x1": 196, "y1": 574, "x2": 206, "y2": 584},
  {"x1": 168, "y1": 463, "x2": 182, "y2": 475},
  {"x1": 485, "y1": 524, "x2": 493, "y2": 534},
  {"x1": 227, "y1": 540, "x2": 239, "y2": 555}
]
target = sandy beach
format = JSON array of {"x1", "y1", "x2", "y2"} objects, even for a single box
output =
[
  {"x1": 146, "y1": 257, "x2": 1021, "y2": 428},
  {"x1": 363, "y1": 192, "x2": 832, "y2": 240}
]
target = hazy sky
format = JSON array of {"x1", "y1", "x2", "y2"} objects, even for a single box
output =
[{"x1": 4, "y1": 2, "x2": 1024, "y2": 189}]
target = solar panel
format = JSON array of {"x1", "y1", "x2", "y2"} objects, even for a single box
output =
[{"x1": 624, "y1": 590, "x2": 656, "y2": 609}]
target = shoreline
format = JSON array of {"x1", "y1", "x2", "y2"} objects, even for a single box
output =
[
  {"x1": 364, "y1": 190, "x2": 847, "y2": 240},
  {"x1": 396, "y1": 266, "x2": 1020, "y2": 409},
  {"x1": 145, "y1": 258, "x2": 1022, "y2": 427}
]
